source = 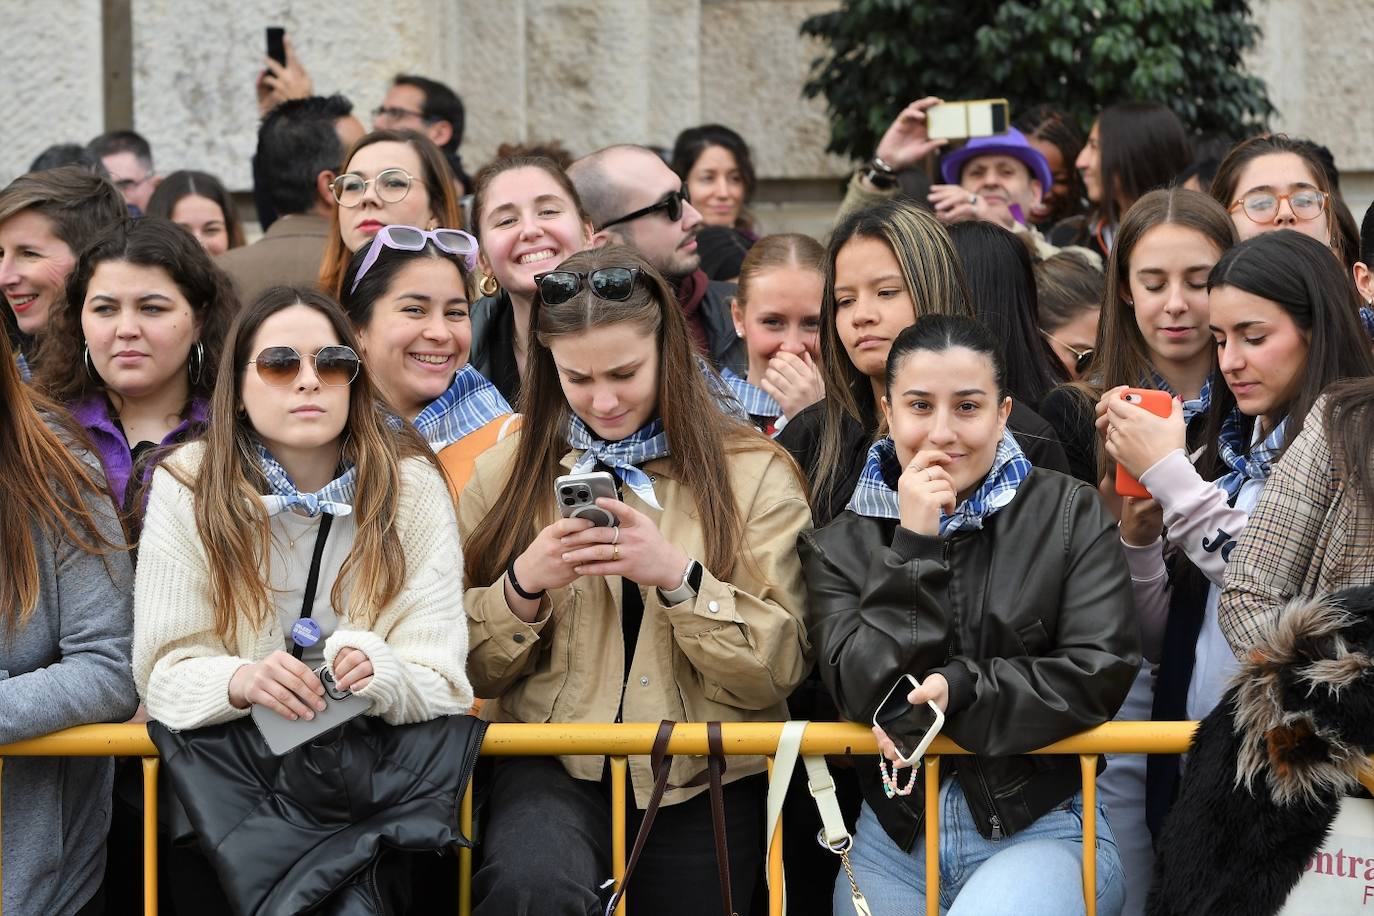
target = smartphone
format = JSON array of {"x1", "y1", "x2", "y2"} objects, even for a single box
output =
[
  {"x1": 873, "y1": 674, "x2": 945, "y2": 766},
  {"x1": 266, "y1": 27, "x2": 287, "y2": 66},
  {"x1": 926, "y1": 99, "x2": 1010, "y2": 141},
  {"x1": 251, "y1": 665, "x2": 369, "y2": 756},
  {"x1": 555, "y1": 471, "x2": 620, "y2": 527},
  {"x1": 1113, "y1": 388, "x2": 1175, "y2": 499}
]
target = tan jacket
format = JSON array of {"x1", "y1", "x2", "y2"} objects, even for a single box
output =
[
  {"x1": 216, "y1": 213, "x2": 331, "y2": 306},
  {"x1": 459, "y1": 434, "x2": 813, "y2": 805}
]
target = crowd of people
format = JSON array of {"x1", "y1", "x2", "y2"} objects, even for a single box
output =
[{"x1": 3, "y1": 37, "x2": 1374, "y2": 916}]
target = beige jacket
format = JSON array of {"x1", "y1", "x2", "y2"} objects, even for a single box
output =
[{"x1": 460, "y1": 434, "x2": 813, "y2": 805}]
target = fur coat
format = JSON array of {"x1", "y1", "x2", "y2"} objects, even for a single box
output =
[{"x1": 1148, "y1": 586, "x2": 1374, "y2": 915}]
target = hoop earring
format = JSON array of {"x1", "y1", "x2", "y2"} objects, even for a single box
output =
[
  {"x1": 188, "y1": 341, "x2": 204, "y2": 385},
  {"x1": 478, "y1": 274, "x2": 500, "y2": 297},
  {"x1": 83, "y1": 344, "x2": 95, "y2": 380}
]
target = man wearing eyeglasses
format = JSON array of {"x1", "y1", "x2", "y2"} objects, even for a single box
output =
[
  {"x1": 87, "y1": 130, "x2": 160, "y2": 215},
  {"x1": 372, "y1": 75, "x2": 471, "y2": 197},
  {"x1": 569, "y1": 145, "x2": 746, "y2": 376}
]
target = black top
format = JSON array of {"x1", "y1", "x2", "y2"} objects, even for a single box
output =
[
  {"x1": 779, "y1": 395, "x2": 1072, "y2": 528},
  {"x1": 468, "y1": 291, "x2": 521, "y2": 406}
]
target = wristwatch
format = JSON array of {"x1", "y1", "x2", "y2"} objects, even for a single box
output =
[
  {"x1": 861, "y1": 155, "x2": 900, "y2": 190},
  {"x1": 658, "y1": 558, "x2": 704, "y2": 605}
]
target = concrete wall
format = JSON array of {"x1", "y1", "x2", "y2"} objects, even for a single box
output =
[{"x1": 2, "y1": 0, "x2": 1370, "y2": 230}]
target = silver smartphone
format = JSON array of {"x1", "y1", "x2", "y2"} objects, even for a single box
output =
[
  {"x1": 555, "y1": 471, "x2": 619, "y2": 527},
  {"x1": 250, "y1": 665, "x2": 370, "y2": 756},
  {"x1": 926, "y1": 99, "x2": 1011, "y2": 140}
]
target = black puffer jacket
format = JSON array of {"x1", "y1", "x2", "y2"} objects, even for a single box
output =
[{"x1": 798, "y1": 468, "x2": 1139, "y2": 848}]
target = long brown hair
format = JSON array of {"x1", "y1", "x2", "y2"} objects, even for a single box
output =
[
  {"x1": 811, "y1": 200, "x2": 972, "y2": 512},
  {"x1": 464, "y1": 245, "x2": 791, "y2": 586},
  {"x1": 1325, "y1": 379, "x2": 1374, "y2": 521},
  {"x1": 469, "y1": 154, "x2": 591, "y2": 292},
  {"x1": 1073, "y1": 188, "x2": 1236, "y2": 398},
  {"x1": 0, "y1": 333, "x2": 122, "y2": 631},
  {"x1": 171, "y1": 287, "x2": 436, "y2": 640},
  {"x1": 317, "y1": 130, "x2": 463, "y2": 298}
]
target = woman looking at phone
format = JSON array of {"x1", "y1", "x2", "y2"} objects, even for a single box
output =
[
  {"x1": 722, "y1": 232, "x2": 826, "y2": 434},
  {"x1": 461, "y1": 245, "x2": 811, "y2": 915},
  {"x1": 33, "y1": 218, "x2": 235, "y2": 523},
  {"x1": 777, "y1": 199, "x2": 1068, "y2": 527},
  {"x1": 317, "y1": 130, "x2": 464, "y2": 297},
  {"x1": 467, "y1": 155, "x2": 594, "y2": 405},
  {"x1": 340, "y1": 225, "x2": 516, "y2": 499},
  {"x1": 800, "y1": 314, "x2": 1138, "y2": 915}
]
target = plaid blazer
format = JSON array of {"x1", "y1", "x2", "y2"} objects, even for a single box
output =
[{"x1": 1219, "y1": 397, "x2": 1374, "y2": 651}]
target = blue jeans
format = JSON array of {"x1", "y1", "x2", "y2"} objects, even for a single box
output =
[{"x1": 834, "y1": 778, "x2": 1126, "y2": 916}]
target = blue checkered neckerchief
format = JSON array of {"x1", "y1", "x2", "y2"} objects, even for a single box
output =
[
  {"x1": 1361, "y1": 306, "x2": 1374, "y2": 340},
  {"x1": 411, "y1": 365, "x2": 512, "y2": 451},
  {"x1": 15, "y1": 352, "x2": 30, "y2": 382},
  {"x1": 719, "y1": 368, "x2": 781, "y2": 420},
  {"x1": 1216, "y1": 409, "x2": 1288, "y2": 502},
  {"x1": 846, "y1": 430, "x2": 1032, "y2": 536},
  {"x1": 567, "y1": 415, "x2": 670, "y2": 510},
  {"x1": 1148, "y1": 371, "x2": 1212, "y2": 425},
  {"x1": 256, "y1": 444, "x2": 356, "y2": 518}
]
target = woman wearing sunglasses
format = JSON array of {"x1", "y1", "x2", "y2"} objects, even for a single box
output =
[
  {"x1": 461, "y1": 246, "x2": 810, "y2": 915},
  {"x1": 468, "y1": 154, "x2": 594, "y2": 405},
  {"x1": 1034, "y1": 249, "x2": 1102, "y2": 381},
  {"x1": 33, "y1": 218, "x2": 236, "y2": 525},
  {"x1": 317, "y1": 129, "x2": 464, "y2": 298},
  {"x1": 341, "y1": 225, "x2": 516, "y2": 499},
  {"x1": 132, "y1": 287, "x2": 473, "y2": 908}
]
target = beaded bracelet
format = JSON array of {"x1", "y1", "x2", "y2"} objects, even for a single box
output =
[{"x1": 878, "y1": 756, "x2": 918, "y2": 798}]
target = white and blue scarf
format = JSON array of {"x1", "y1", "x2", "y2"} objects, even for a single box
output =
[
  {"x1": 719, "y1": 368, "x2": 781, "y2": 420},
  {"x1": 256, "y1": 444, "x2": 356, "y2": 518},
  {"x1": 846, "y1": 430, "x2": 1032, "y2": 536},
  {"x1": 1215, "y1": 409, "x2": 1288, "y2": 502},
  {"x1": 1149, "y1": 370, "x2": 1213, "y2": 425},
  {"x1": 410, "y1": 365, "x2": 512, "y2": 451},
  {"x1": 567, "y1": 415, "x2": 671, "y2": 510}
]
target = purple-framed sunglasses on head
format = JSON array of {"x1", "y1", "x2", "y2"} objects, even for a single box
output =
[{"x1": 349, "y1": 226, "x2": 480, "y2": 294}]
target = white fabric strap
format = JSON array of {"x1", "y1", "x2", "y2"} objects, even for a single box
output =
[{"x1": 766, "y1": 721, "x2": 869, "y2": 915}]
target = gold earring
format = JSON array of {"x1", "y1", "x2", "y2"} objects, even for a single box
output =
[{"x1": 479, "y1": 274, "x2": 500, "y2": 297}]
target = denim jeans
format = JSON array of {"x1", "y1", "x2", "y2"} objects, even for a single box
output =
[{"x1": 834, "y1": 777, "x2": 1126, "y2": 916}]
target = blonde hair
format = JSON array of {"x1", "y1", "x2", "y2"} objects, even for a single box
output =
[{"x1": 735, "y1": 233, "x2": 824, "y2": 309}]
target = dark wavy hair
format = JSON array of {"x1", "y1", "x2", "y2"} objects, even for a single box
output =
[
  {"x1": 1013, "y1": 103, "x2": 1087, "y2": 224},
  {"x1": 145, "y1": 170, "x2": 246, "y2": 250},
  {"x1": 670, "y1": 124, "x2": 757, "y2": 231},
  {"x1": 1199, "y1": 229, "x2": 1374, "y2": 473},
  {"x1": 947, "y1": 221, "x2": 1062, "y2": 405},
  {"x1": 34, "y1": 217, "x2": 237, "y2": 404}
]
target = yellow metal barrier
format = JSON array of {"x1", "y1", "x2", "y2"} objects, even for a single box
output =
[{"x1": 0, "y1": 721, "x2": 1202, "y2": 916}]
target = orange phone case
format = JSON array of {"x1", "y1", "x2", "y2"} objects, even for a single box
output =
[{"x1": 1114, "y1": 388, "x2": 1174, "y2": 499}]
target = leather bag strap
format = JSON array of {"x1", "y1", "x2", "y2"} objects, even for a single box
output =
[
  {"x1": 603, "y1": 720, "x2": 676, "y2": 916},
  {"x1": 705, "y1": 721, "x2": 735, "y2": 916}
]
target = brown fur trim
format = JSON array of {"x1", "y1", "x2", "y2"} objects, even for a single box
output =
[{"x1": 1233, "y1": 593, "x2": 1371, "y2": 805}]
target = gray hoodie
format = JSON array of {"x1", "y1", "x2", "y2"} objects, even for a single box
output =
[{"x1": 0, "y1": 485, "x2": 136, "y2": 916}]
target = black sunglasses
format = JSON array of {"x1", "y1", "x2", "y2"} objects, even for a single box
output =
[
  {"x1": 535, "y1": 267, "x2": 643, "y2": 306},
  {"x1": 599, "y1": 184, "x2": 690, "y2": 231}
]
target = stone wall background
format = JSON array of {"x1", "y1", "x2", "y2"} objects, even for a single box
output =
[{"x1": 4, "y1": 0, "x2": 1371, "y2": 233}]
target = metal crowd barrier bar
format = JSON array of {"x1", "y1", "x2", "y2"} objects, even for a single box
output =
[{"x1": 0, "y1": 721, "x2": 1204, "y2": 916}]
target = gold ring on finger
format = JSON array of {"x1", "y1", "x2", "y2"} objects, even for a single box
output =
[{"x1": 613, "y1": 544, "x2": 620, "y2": 561}]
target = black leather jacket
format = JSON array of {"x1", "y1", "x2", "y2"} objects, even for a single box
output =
[{"x1": 798, "y1": 468, "x2": 1139, "y2": 848}]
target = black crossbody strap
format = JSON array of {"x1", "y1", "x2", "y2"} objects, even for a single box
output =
[{"x1": 290, "y1": 513, "x2": 334, "y2": 660}]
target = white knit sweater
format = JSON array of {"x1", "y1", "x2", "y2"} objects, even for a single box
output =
[{"x1": 133, "y1": 442, "x2": 473, "y2": 730}]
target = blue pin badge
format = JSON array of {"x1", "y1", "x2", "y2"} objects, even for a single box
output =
[{"x1": 291, "y1": 618, "x2": 322, "y2": 648}]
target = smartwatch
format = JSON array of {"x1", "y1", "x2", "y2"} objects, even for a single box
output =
[{"x1": 658, "y1": 559, "x2": 703, "y2": 605}]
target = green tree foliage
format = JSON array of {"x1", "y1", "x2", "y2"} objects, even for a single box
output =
[{"x1": 801, "y1": 0, "x2": 1274, "y2": 160}]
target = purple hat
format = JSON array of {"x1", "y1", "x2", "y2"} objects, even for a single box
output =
[{"x1": 940, "y1": 127, "x2": 1054, "y2": 195}]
